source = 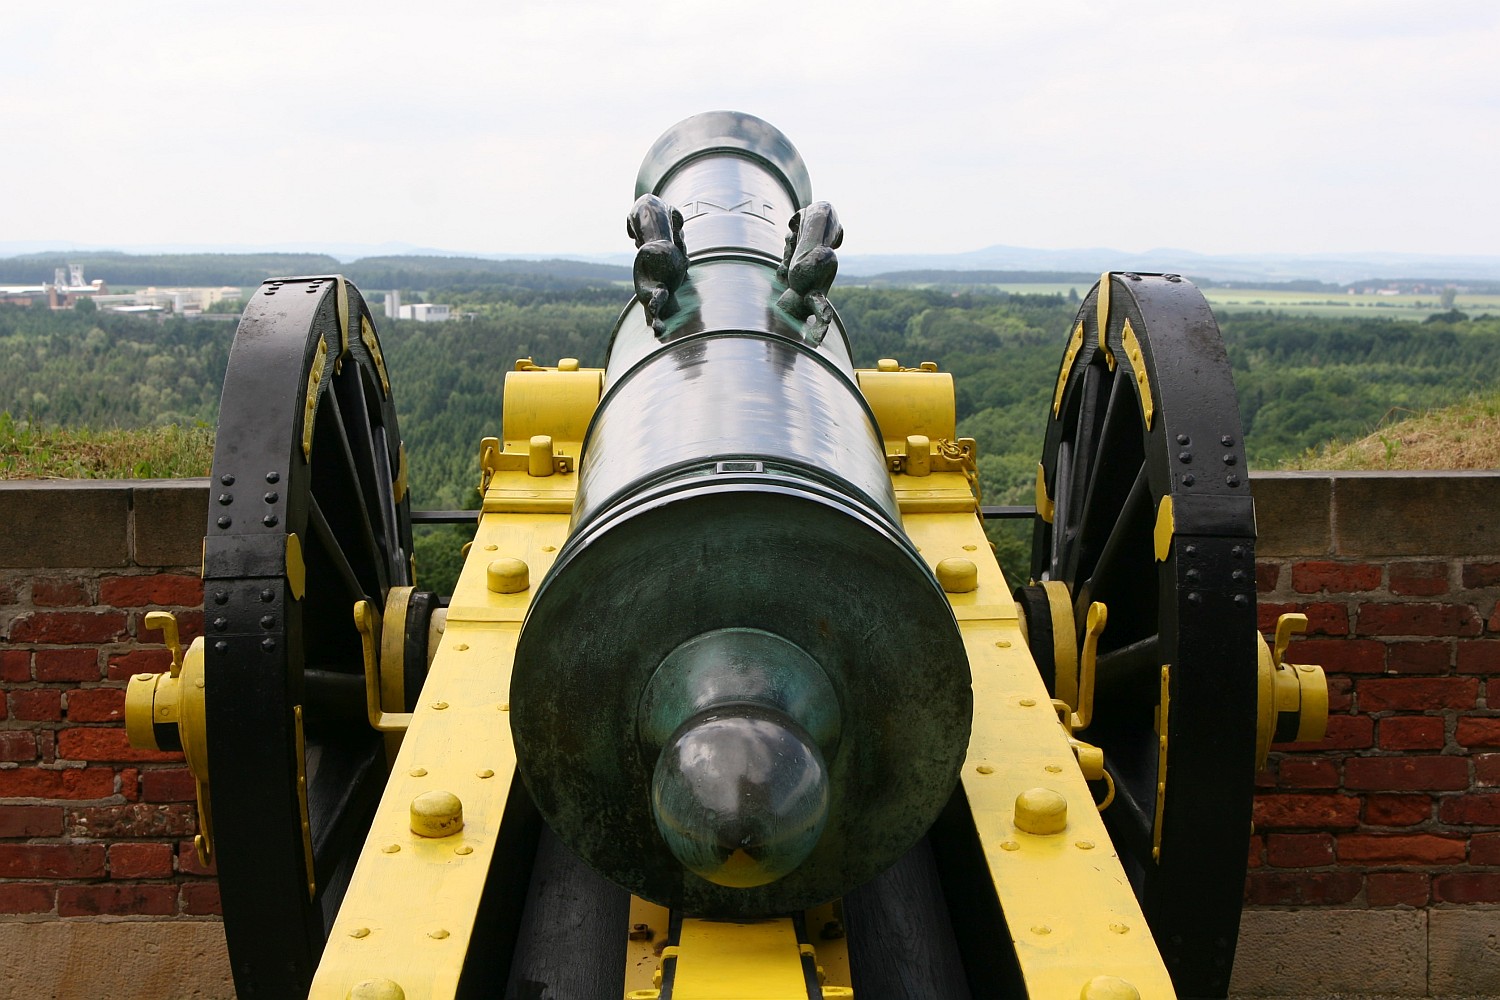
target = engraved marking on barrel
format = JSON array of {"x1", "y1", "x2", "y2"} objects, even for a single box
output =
[{"x1": 677, "y1": 197, "x2": 775, "y2": 222}]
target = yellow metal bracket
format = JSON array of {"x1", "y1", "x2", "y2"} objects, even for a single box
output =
[
  {"x1": 802, "y1": 900, "x2": 852, "y2": 996},
  {"x1": 361, "y1": 314, "x2": 391, "y2": 396},
  {"x1": 479, "y1": 436, "x2": 501, "y2": 496},
  {"x1": 1255, "y1": 613, "x2": 1330, "y2": 769},
  {"x1": 378, "y1": 588, "x2": 410, "y2": 721},
  {"x1": 1052, "y1": 275, "x2": 1120, "y2": 418},
  {"x1": 124, "y1": 612, "x2": 215, "y2": 867},
  {"x1": 870, "y1": 357, "x2": 939, "y2": 373},
  {"x1": 335, "y1": 277, "x2": 351, "y2": 367},
  {"x1": 888, "y1": 434, "x2": 978, "y2": 479},
  {"x1": 1097, "y1": 272, "x2": 1111, "y2": 338},
  {"x1": 630, "y1": 907, "x2": 852, "y2": 1000},
  {"x1": 1051, "y1": 321, "x2": 1085, "y2": 418},
  {"x1": 1035, "y1": 463, "x2": 1054, "y2": 524},
  {"x1": 374, "y1": 587, "x2": 415, "y2": 762},
  {"x1": 1273, "y1": 611, "x2": 1305, "y2": 668},
  {"x1": 857, "y1": 364, "x2": 979, "y2": 516},
  {"x1": 653, "y1": 918, "x2": 824, "y2": 999},
  {"x1": 154, "y1": 610, "x2": 183, "y2": 674},
  {"x1": 286, "y1": 532, "x2": 306, "y2": 600},
  {"x1": 1152, "y1": 496, "x2": 1173, "y2": 562},
  {"x1": 1096, "y1": 272, "x2": 1117, "y2": 371},
  {"x1": 482, "y1": 443, "x2": 576, "y2": 478},
  {"x1": 1043, "y1": 600, "x2": 1111, "y2": 811},
  {"x1": 1051, "y1": 700, "x2": 1113, "y2": 813},
  {"x1": 393, "y1": 443, "x2": 409, "y2": 504},
  {"x1": 301, "y1": 335, "x2": 328, "y2": 461},
  {"x1": 1119, "y1": 319, "x2": 1154, "y2": 431},
  {"x1": 480, "y1": 420, "x2": 580, "y2": 505},
  {"x1": 1040, "y1": 581, "x2": 1078, "y2": 711},
  {"x1": 1029, "y1": 588, "x2": 1117, "y2": 795},
  {"x1": 1072, "y1": 601, "x2": 1106, "y2": 732},
  {"x1": 354, "y1": 600, "x2": 414, "y2": 734}
]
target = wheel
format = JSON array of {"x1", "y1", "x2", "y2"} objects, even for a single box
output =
[
  {"x1": 1025, "y1": 272, "x2": 1257, "y2": 998},
  {"x1": 203, "y1": 276, "x2": 421, "y2": 997}
]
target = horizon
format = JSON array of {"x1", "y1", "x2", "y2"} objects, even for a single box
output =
[
  {"x1": 4, "y1": 241, "x2": 1500, "y2": 287},
  {"x1": 7, "y1": 239, "x2": 1500, "y2": 265}
]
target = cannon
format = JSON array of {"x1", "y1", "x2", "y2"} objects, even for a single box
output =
[{"x1": 126, "y1": 112, "x2": 1328, "y2": 999}]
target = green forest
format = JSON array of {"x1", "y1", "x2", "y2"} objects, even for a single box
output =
[{"x1": 4, "y1": 274, "x2": 1498, "y2": 590}]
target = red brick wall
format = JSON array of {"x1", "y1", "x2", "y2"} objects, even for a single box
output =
[
  {"x1": 1, "y1": 481, "x2": 218, "y2": 921},
  {"x1": 3, "y1": 474, "x2": 1499, "y2": 938},
  {"x1": 1249, "y1": 473, "x2": 1500, "y2": 912}
]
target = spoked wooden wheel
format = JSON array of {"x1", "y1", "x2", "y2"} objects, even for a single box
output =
[
  {"x1": 204, "y1": 276, "x2": 424, "y2": 997},
  {"x1": 1023, "y1": 273, "x2": 1257, "y2": 999}
]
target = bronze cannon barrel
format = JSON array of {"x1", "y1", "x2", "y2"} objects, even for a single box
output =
[{"x1": 510, "y1": 111, "x2": 972, "y2": 917}]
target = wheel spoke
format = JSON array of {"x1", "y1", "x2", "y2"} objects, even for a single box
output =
[
  {"x1": 1080, "y1": 369, "x2": 1129, "y2": 514},
  {"x1": 307, "y1": 496, "x2": 370, "y2": 605},
  {"x1": 1068, "y1": 370, "x2": 1140, "y2": 584},
  {"x1": 315, "y1": 388, "x2": 389, "y2": 599},
  {"x1": 1094, "y1": 634, "x2": 1161, "y2": 709},
  {"x1": 371, "y1": 422, "x2": 408, "y2": 585},
  {"x1": 1063, "y1": 363, "x2": 1105, "y2": 544},
  {"x1": 1077, "y1": 461, "x2": 1148, "y2": 612},
  {"x1": 1048, "y1": 441, "x2": 1072, "y2": 580},
  {"x1": 303, "y1": 669, "x2": 368, "y2": 730},
  {"x1": 1097, "y1": 634, "x2": 1161, "y2": 681},
  {"x1": 334, "y1": 366, "x2": 401, "y2": 583}
]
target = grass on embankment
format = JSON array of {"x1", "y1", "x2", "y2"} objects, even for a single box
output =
[
  {"x1": 1278, "y1": 390, "x2": 1500, "y2": 471},
  {"x1": 5, "y1": 385, "x2": 1497, "y2": 482},
  {"x1": 0, "y1": 413, "x2": 213, "y2": 479}
]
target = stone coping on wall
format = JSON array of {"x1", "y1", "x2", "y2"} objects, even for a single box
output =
[
  {"x1": 4, "y1": 469, "x2": 1497, "y2": 564},
  {"x1": 0, "y1": 478, "x2": 210, "y2": 570},
  {"x1": 1254, "y1": 470, "x2": 1500, "y2": 559}
]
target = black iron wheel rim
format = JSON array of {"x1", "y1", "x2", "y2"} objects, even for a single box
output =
[
  {"x1": 203, "y1": 276, "x2": 412, "y2": 997},
  {"x1": 1029, "y1": 273, "x2": 1257, "y2": 999}
]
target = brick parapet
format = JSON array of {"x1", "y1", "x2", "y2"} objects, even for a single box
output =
[
  {"x1": 2, "y1": 473, "x2": 1498, "y2": 971},
  {"x1": 0, "y1": 480, "x2": 215, "y2": 922},
  {"x1": 1250, "y1": 471, "x2": 1500, "y2": 914}
]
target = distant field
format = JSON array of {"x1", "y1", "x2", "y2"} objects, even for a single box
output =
[
  {"x1": 862, "y1": 279, "x2": 1500, "y2": 321},
  {"x1": 1198, "y1": 288, "x2": 1500, "y2": 321}
]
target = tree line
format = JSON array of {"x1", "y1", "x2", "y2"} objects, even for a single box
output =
[{"x1": 4, "y1": 282, "x2": 1497, "y2": 591}]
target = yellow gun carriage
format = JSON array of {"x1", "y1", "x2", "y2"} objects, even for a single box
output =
[{"x1": 127, "y1": 112, "x2": 1326, "y2": 1000}]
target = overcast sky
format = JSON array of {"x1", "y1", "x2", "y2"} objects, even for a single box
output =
[{"x1": 4, "y1": 1, "x2": 1497, "y2": 258}]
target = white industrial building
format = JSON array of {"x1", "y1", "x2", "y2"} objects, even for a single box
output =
[{"x1": 383, "y1": 290, "x2": 450, "y2": 323}]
